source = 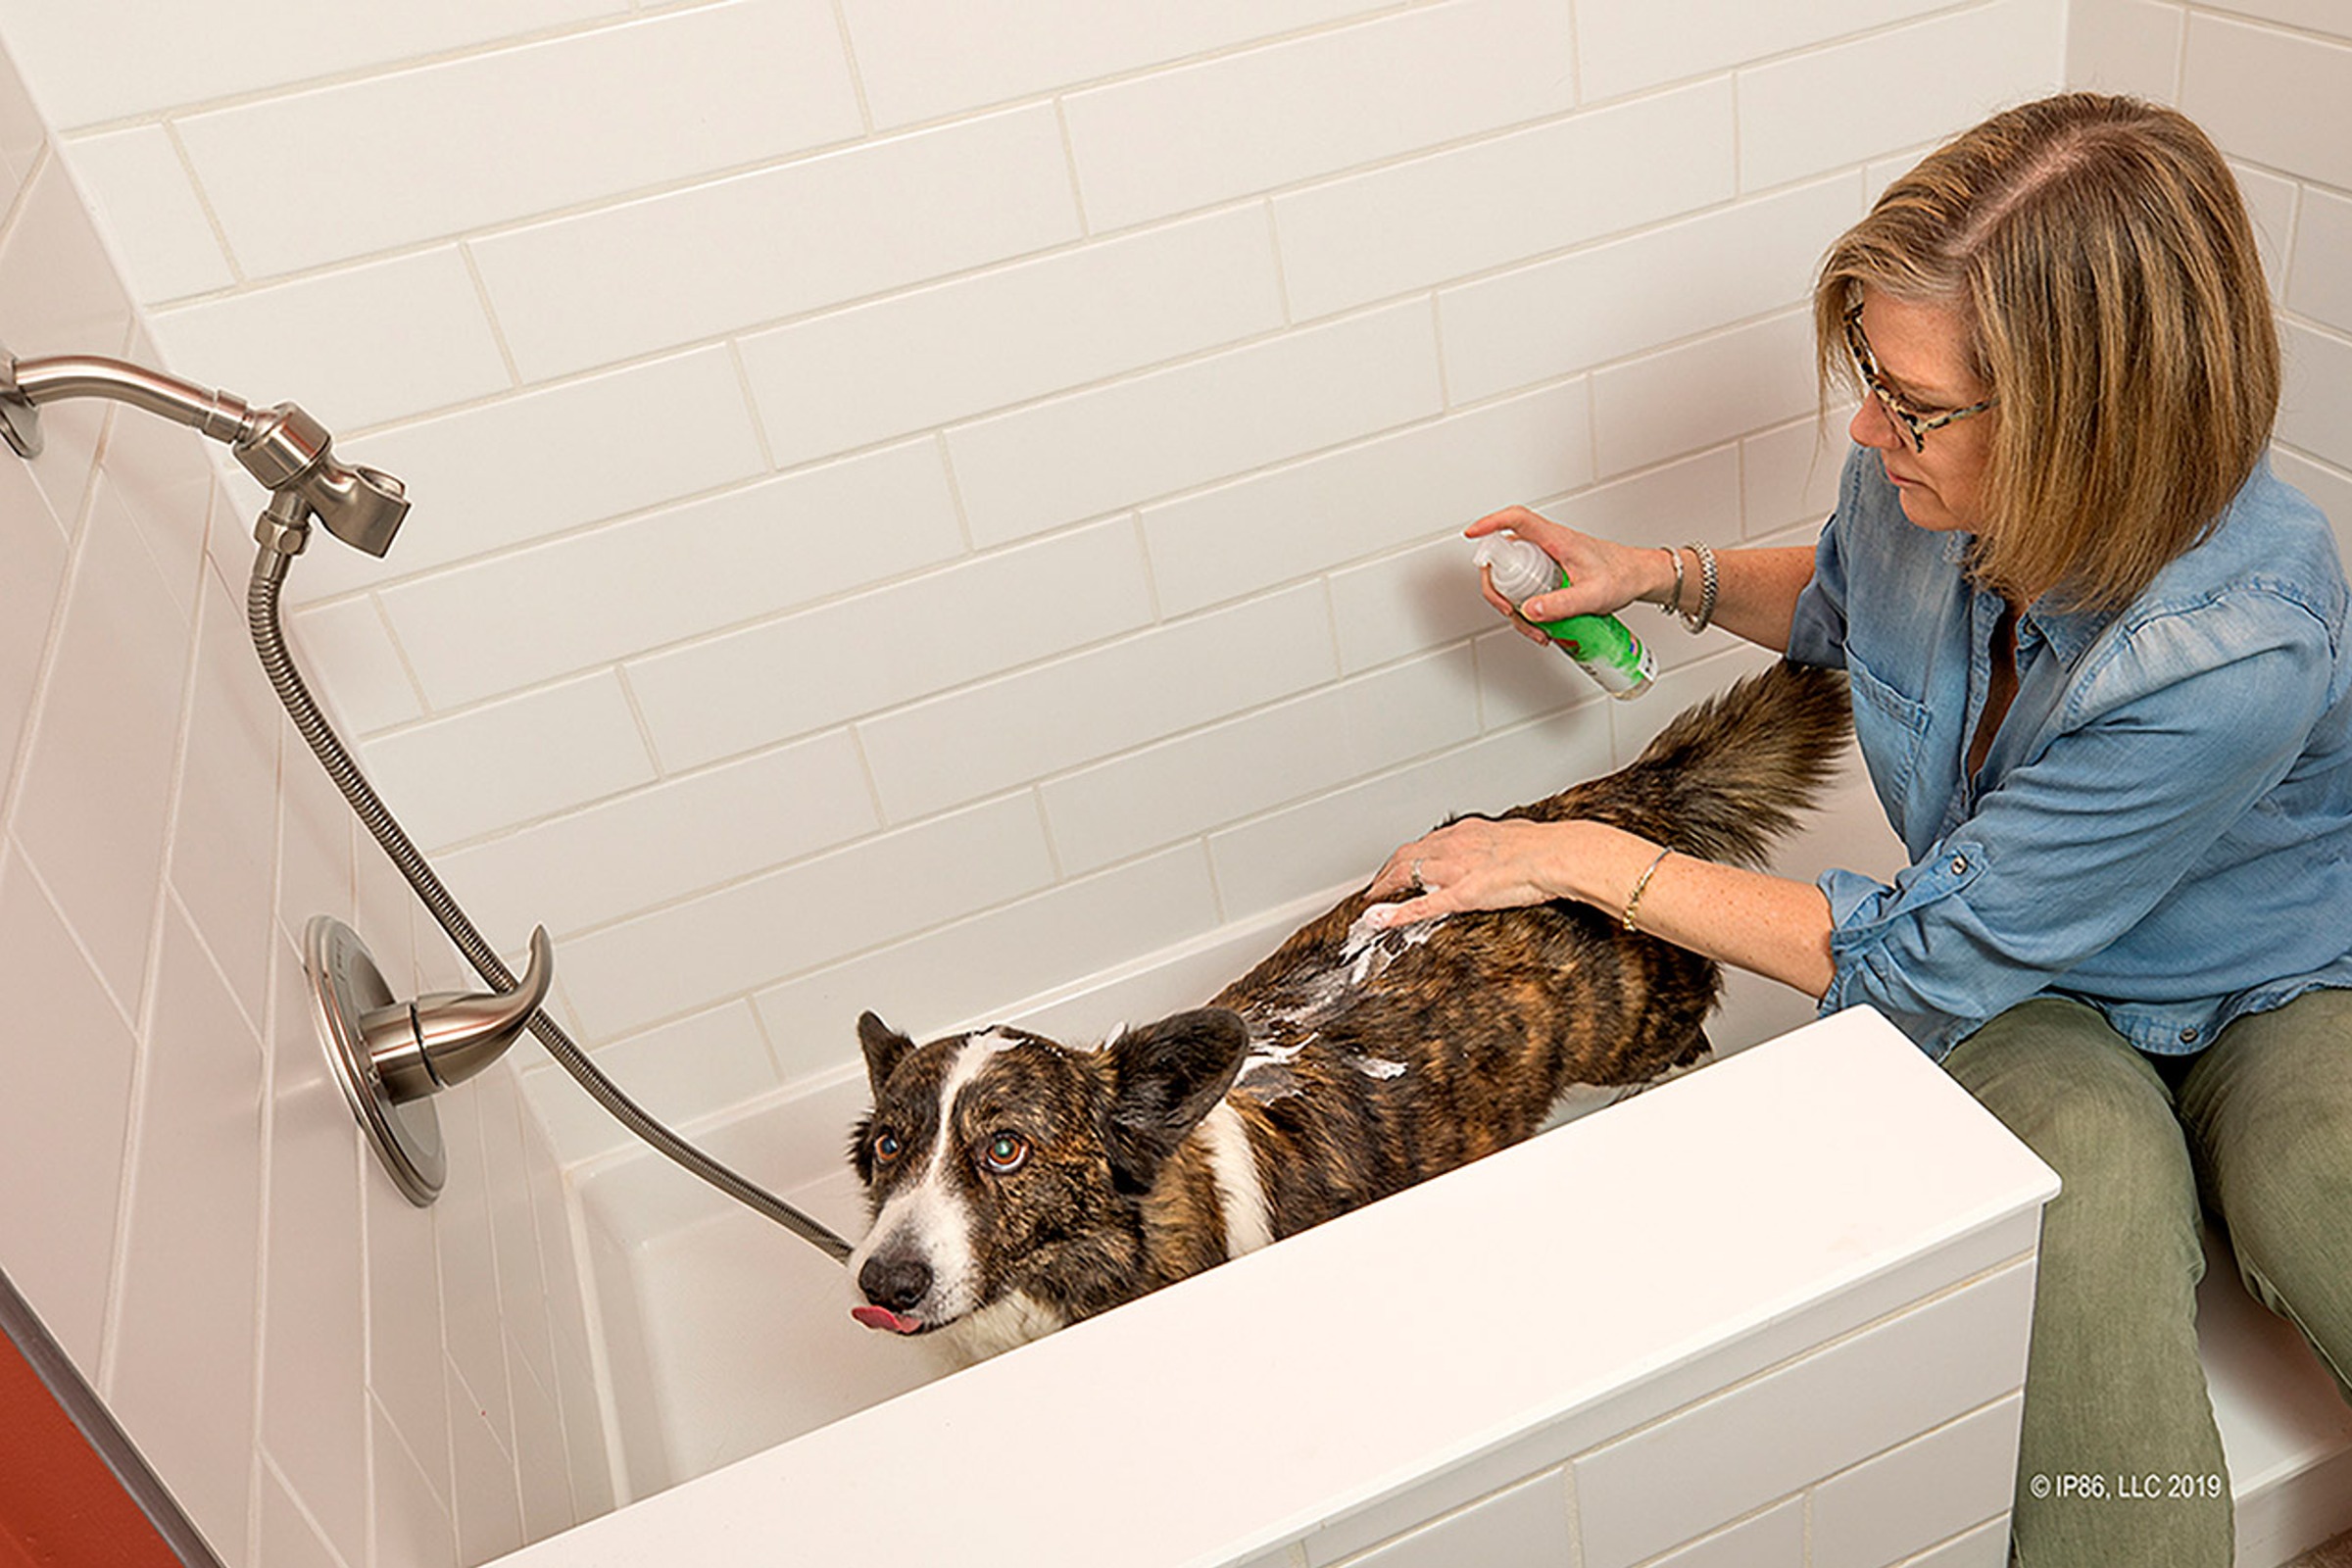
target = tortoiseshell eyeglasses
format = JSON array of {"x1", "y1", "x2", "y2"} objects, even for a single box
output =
[{"x1": 1842, "y1": 303, "x2": 1997, "y2": 453}]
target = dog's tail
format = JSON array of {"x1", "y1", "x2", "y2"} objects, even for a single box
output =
[{"x1": 1521, "y1": 661, "x2": 1854, "y2": 866}]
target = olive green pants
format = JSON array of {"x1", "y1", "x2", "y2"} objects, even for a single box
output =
[{"x1": 1941, "y1": 992, "x2": 2352, "y2": 1568}]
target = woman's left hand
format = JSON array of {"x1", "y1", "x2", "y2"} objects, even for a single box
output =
[{"x1": 1363, "y1": 816, "x2": 1575, "y2": 929}]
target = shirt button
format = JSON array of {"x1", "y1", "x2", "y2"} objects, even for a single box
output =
[
  {"x1": 2180, "y1": 1028, "x2": 2200, "y2": 1045},
  {"x1": 1950, "y1": 855, "x2": 1970, "y2": 874}
]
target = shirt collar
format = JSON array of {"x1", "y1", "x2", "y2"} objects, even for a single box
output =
[
  {"x1": 1941, "y1": 533, "x2": 2113, "y2": 666},
  {"x1": 2021, "y1": 598, "x2": 2114, "y2": 666}
]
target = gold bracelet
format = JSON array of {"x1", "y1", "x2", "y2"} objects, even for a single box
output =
[{"x1": 1622, "y1": 847, "x2": 1673, "y2": 933}]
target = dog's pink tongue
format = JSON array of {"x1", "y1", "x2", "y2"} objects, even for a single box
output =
[{"x1": 852, "y1": 1304, "x2": 922, "y2": 1335}]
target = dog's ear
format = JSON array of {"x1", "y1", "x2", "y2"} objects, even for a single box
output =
[
  {"x1": 858, "y1": 1011, "x2": 916, "y2": 1096},
  {"x1": 1102, "y1": 1008, "x2": 1250, "y2": 1191}
]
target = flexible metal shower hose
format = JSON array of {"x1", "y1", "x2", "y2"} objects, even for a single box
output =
[{"x1": 248, "y1": 547, "x2": 855, "y2": 1264}]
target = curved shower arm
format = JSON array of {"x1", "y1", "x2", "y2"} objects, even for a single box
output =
[
  {"x1": 6, "y1": 352, "x2": 254, "y2": 440},
  {"x1": 1, "y1": 348, "x2": 410, "y2": 558}
]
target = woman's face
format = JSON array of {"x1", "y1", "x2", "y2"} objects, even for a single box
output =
[{"x1": 1845, "y1": 289, "x2": 1996, "y2": 535}]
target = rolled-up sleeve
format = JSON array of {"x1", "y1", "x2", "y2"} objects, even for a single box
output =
[
  {"x1": 1817, "y1": 590, "x2": 2335, "y2": 1056},
  {"x1": 1785, "y1": 485, "x2": 1853, "y2": 671}
]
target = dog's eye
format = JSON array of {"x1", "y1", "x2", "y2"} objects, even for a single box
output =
[
  {"x1": 980, "y1": 1132, "x2": 1029, "y2": 1175},
  {"x1": 872, "y1": 1129, "x2": 904, "y2": 1164}
]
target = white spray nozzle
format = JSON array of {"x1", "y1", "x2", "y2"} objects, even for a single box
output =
[{"x1": 1473, "y1": 534, "x2": 1563, "y2": 607}]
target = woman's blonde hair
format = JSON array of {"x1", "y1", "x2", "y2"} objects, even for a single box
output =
[{"x1": 1814, "y1": 92, "x2": 2279, "y2": 612}]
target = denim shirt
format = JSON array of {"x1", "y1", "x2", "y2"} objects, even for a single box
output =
[{"x1": 1787, "y1": 447, "x2": 2352, "y2": 1058}]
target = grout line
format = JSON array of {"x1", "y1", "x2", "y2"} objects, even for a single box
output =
[
  {"x1": 2178, "y1": 2, "x2": 2352, "y2": 53},
  {"x1": 1734, "y1": 421, "x2": 1756, "y2": 538},
  {"x1": 1565, "y1": 0, "x2": 1586, "y2": 106},
  {"x1": 2287, "y1": 312, "x2": 2352, "y2": 351},
  {"x1": 251, "y1": 703, "x2": 297, "y2": 1561},
  {"x1": 2276, "y1": 439, "x2": 2352, "y2": 483},
  {"x1": 0, "y1": 502, "x2": 86, "y2": 851},
  {"x1": 1562, "y1": 1449, "x2": 1587, "y2": 1566},
  {"x1": 1029, "y1": 787, "x2": 1066, "y2": 883},
  {"x1": 845, "y1": 721, "x2": 890, "y2": 833},
  {"x1": 724, "y1": 336, "x2": 778, "y2": 473},
  {"x1": 53, "y1": 8, "x2": 710, "y2": 137},
  {"x1": 1315, "y1": 574, "x2": 1346, "y2": 695},
  {"x1": 741, "y1": 972, "x2": 798, "y2": 1088},
  {"x1": 0, "y1": 134, "x2": 48, "y2": 236},
  {"x1": 3, "y1": 838, "x2": 145, "y2": 1045},
  {"x1": 92, "y1": 548, "x2": 211, "y2": 1398},
  {"x1": 458, "y1": 239, "x2": 524, "y2": 389},
  {"x1": 932, "y1": 428, "x2": 979, "y2": 556},
  {"x1": 2278, "y1": 177, "x2": 2307, "y2": 305},
  {"x1": 239, "y1": 895, "x2": 276, "y2": 1568},
  {"x1": 826, "y1": 0, "x2": 875, "y2": 138},
  {"x1": 159, "y1": 118, "x2": 245, "y2": 286},
  {"x1": 358, "y1": 591, "x2": 436, "y2": 726},
  {"x1": 257, "y1": 1452, "x2": 353, "y2": 1568},
  {"x1": 1127, "y1": 509, "x2": 1167, "y2": 625},
  {"x1": 1054, "y1": 95, "x2": 1092, "y2": 239},
  {"x1": 610, "y1": 662, "x2": 668, "y2": 785},
  {"x1": 2173, "y1": 0, "x2": 2193, "y2": 102},
  {"x1": 1260, "y1": 196, "x2": 1296, "y2": 327}
]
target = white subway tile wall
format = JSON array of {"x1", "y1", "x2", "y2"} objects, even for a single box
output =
[
  {"x1": 152, "y1": 248, "x2": 513, "y2": 433},
  {"x1": 0, "y1": 40, "x2": 612, "y2": 1568},
  {"x1": 15, "y1": 0, "x2": 2095, "y2": 1151},
  {"x1": 4, "y1": 0, "x2": 2347, "y2": 1561},
  {"x1": 1293, "y1": 1257, "x2": 2036, "y2": 1568},
  {"x1": 738, "y1": 206, "x2": 1291, "y2": 468},
  {"x1": 176, "y1": 1, "x2": 864, "y2": 279},
  {"x1": 1574, "y1": 1259, "x2": 2035, "y2": 1568}
]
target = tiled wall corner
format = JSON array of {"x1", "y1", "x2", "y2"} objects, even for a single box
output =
[{"x1": 0, "y1": 33, "x2": 605, "y2": 1568}]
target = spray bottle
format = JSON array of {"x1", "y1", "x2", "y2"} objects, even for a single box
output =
[{"x1": 1474, "y1": 533, "x2": 1655, "y2": 699}]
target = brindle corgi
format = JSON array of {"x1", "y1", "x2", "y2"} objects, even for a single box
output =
[{"x1": 847, "y1": 661, "x2": 1852, "y2": 1357}]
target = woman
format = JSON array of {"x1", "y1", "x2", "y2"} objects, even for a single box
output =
[{"x1": 1367, "y1": 93, "x2": 2352, "y2": 1564}]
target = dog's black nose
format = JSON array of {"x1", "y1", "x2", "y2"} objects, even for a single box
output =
[{"x1": 860, "y1": 1254, "x2": 932, "y2": 1312}]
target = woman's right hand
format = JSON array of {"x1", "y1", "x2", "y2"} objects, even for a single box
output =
[{"x1": 1466, "y1": 506, "x2": 1677, "y2": 642}]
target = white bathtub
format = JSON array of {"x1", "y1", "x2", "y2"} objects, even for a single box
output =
[
  {"x1": 497, "y1": 864, "x2": 2352, "y2": 1568},
  {"x1": 506, "y1": 999, "x2": 2071, "y2": 1568}
]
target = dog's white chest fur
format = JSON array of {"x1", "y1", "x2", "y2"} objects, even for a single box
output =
[
  {"x1": 1197, "y1": 1101, "x2": 1273, "y2": 1257},
  {"x1": 941, "y1": 1291, "x2": 1069, "y2": 1363}
]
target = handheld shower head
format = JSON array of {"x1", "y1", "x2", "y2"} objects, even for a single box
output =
[{"x1": 0, "y1": 346, "x2": 409, "y2": 556}]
